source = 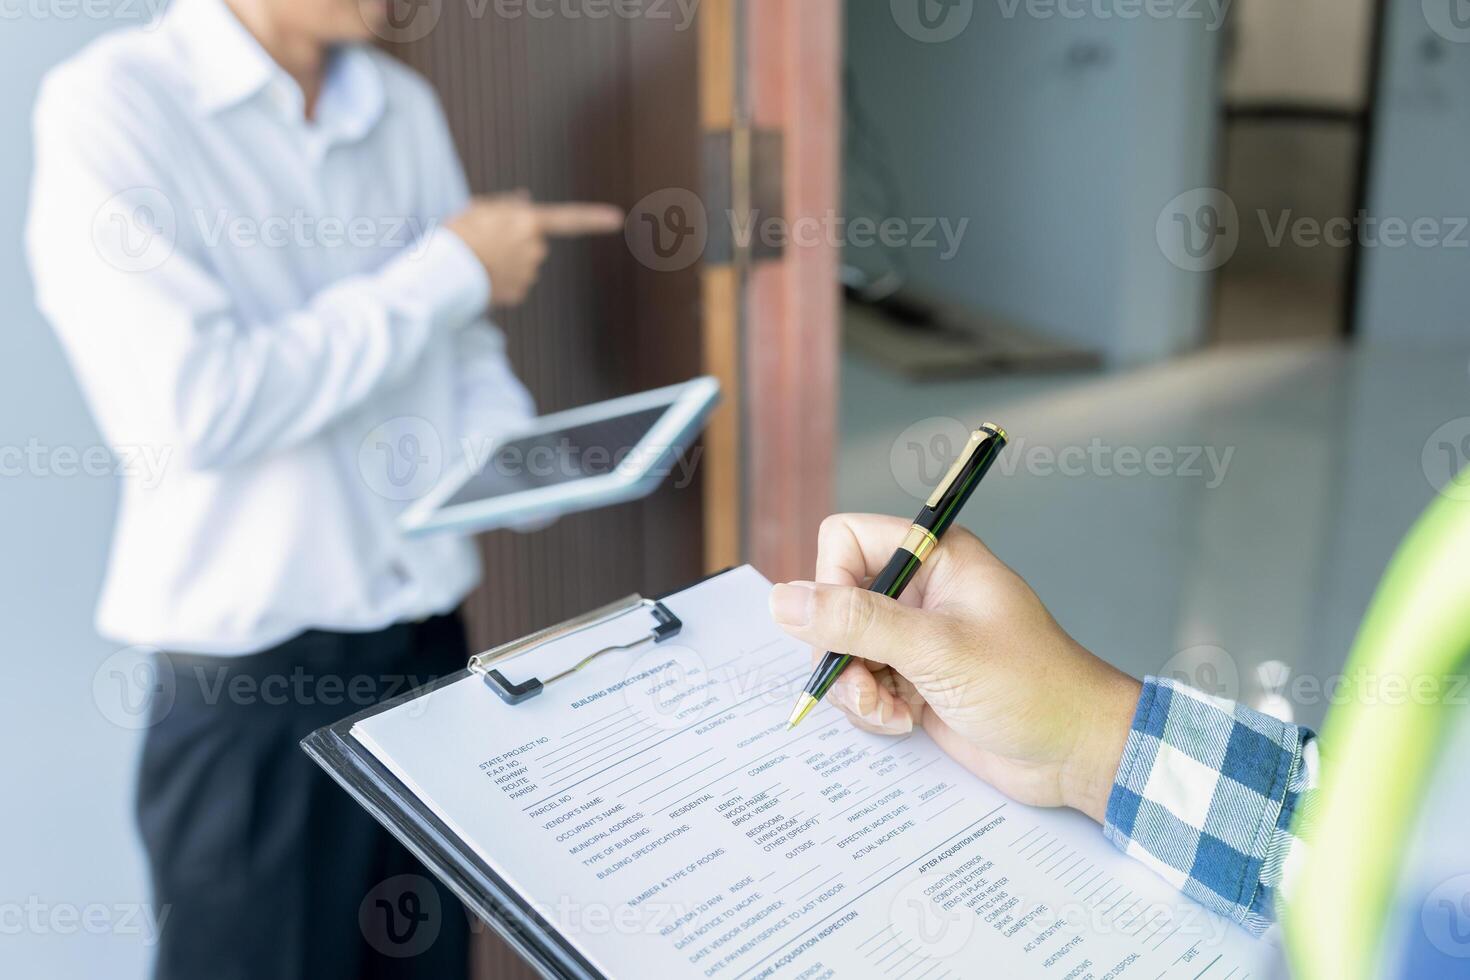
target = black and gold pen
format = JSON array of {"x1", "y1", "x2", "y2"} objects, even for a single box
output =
[{"x1": 785, "y1": 423, "x2": 1008, "y2": 729}]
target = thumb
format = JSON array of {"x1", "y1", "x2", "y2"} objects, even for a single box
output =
[{"x1": 769, "y1": 582, "x2": 941, "y2": 674}]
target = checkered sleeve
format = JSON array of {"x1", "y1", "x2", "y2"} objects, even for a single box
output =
[{"x1": 1103, "y1": 677, "x2": 1318, "y2": 935}]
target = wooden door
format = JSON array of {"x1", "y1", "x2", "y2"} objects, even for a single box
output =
[
  {"x1": 393, "y1": 12, "x2": 706, "y2": 641},
  {"x1": 699, "y1": 0, "x2": 843, "y2": 585},
  {"x1": 387, "y1": 0, "x2": 840, "y2": 974}
]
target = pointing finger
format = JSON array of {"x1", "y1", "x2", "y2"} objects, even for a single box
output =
[{"x1": 535, "y1": 203, "x2": 625, "y2": 237}]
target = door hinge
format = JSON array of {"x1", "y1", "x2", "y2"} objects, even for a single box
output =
[{"x1": 703, "y1": 127, "x2": 785, "y2": 266}]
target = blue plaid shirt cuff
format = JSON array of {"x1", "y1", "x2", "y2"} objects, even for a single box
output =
[{"x1": 1103, "y1": 677, "x2": 1318, "y2": 936}]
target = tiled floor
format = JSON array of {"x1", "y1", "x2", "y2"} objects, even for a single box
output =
[{"x1": 837, "y1": 339, "x2": 1470, "y2": 731}]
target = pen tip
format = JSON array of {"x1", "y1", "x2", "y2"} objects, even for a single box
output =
[{"x1": 785, "y1": 694, "x2": 818, "y2": 731}]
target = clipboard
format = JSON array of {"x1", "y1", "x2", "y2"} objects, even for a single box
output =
[
  {"x1": 304, "y1": 566, "x2": 1271, "y2": 980},
  {"x1": 300, "y1": 572, "x2": 731, "y2": 980}
]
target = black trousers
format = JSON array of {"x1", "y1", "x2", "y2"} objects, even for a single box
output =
[{"x1": 136, "y1": 614, "x2": 472, "y2": 980}]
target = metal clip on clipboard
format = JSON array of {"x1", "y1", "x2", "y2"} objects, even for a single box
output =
[{"x1": 467, "y1": 595, "x2": 683, "y2": 705}]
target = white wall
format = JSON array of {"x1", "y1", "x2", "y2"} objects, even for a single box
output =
[
  {"x1": 845, "y1": 1, "x2": 1222, "y2": 365},
  {"x1": 1357, "y1": 0, "x2": 1470, "y2": 346},
  {"x1": 0, "y1": 7, "x2": 162, "y2": 979}
]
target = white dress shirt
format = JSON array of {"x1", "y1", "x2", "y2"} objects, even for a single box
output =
[{"x1": 26, "y1": 0, "x2": 534, "y2": 654}]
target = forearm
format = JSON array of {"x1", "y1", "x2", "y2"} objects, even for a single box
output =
[
  {"x1": 168, "y1": 229, "x2": 488, "y2": 469},
  {"x1": 1061, "y1": 663, "x2": 1143, "y2": 824},
  {"x1": 27, "y1": 76, "x2": 491, "y2": 472}
]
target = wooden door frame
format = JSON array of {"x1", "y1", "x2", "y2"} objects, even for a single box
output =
[{"x1": 700, "y1": 0, "x2": 843, "y2": 584}]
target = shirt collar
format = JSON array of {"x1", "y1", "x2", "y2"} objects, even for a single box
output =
[
  {"x1": 169, "y1": 0, "x2": 385, "y2": 141},
  {"x1": 315, "y1": 47, "x2": 386, "y2": 144},
  {"x1": 169, "y1": 0, "x2": 278, "y2": 115}
]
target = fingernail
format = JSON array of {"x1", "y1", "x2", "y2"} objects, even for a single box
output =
[
  {"x1": 770, "y1": 583, "x2": 814, "y2": 627},
  {"x1": 832, "y1": 675, "x2": 860, "y2": 713},
  {"x1": 865, "y1": 702, "x2": 912, "y2": 735}
]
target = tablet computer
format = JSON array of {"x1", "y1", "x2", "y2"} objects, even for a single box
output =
[{"x1": 400, "y1": 376, "x2": 720, "y2": 537}]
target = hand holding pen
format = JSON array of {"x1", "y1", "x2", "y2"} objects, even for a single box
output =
[
  {"x1": 768, "y1": 509, "x2": 1143, "y2": 825},
  {"x1": 785, "y1": 424, "x2": 1008, "y2": 729}
]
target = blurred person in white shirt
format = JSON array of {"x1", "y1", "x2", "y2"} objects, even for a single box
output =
[{"x1": 25, "y1": 0, "x2": 622, "y2": 975}]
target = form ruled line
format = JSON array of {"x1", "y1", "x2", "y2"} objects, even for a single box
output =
[
  {"x1": 536, "y1": 713, "x2": 649, "y2": 765},
  {"x1": 626, "y1": 751, "x2": 720, "y2": 802},
  {"x1": 732, "y1": 806, "x2": 1009, "y2": 980},
  {"x1": 539, "y1": 705, "x2": 633, "y2": 745},
  {"x1": 857, "y1": 924, "x2": 895, "y2": 951},
  {"x1": 584, "y1": 756, "x2": 665, "y2": 796},
  {"x1": 520, "y1": 688, "x2": 827, "y2": 811}
]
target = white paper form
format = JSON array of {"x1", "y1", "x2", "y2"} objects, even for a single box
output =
[{"x1": 353, "y1": 566, "x2": 1275, "y2": 979}]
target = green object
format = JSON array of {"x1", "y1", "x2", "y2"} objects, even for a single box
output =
[{"x1": 1284, "y1": 491, "x2": 1470, "y2": 978}]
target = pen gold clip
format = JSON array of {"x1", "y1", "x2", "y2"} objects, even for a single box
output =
[{"x1": 925, "y1": 424, "x2": 1007, "y2": 510}]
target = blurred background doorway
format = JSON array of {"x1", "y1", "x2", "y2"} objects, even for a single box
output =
[{"x1": 1210, "y1": 0, "x2": 1383, "y2": 345}]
